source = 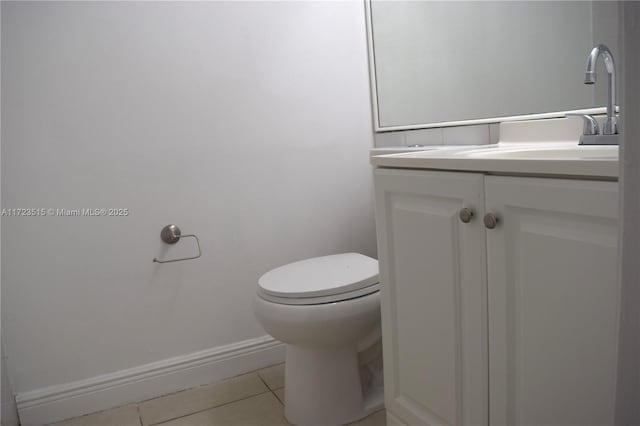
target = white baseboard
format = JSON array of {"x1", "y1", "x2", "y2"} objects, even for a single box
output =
[{"x1": 16, "y1": 335, "x2": 285, "y2": 426}]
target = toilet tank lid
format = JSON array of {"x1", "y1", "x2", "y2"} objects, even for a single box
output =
[{"x1": 258, "y1": 253, "x2": 379, "y2": 299}]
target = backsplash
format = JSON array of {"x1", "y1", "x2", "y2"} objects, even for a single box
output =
[
  {"x1": 374, "y1": 115, "x2": 614, "y2": 148},
  {"x1": 374, "y1": 123, "x2": 500, "y2": 147}
]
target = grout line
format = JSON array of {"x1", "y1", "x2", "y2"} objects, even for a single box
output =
[
  {"x1": 256, "y1": 368, "x2": 285, "y2": 408},
  {"x1": 149, "y1": 390, "x2": 273, "y2": 426},
  {"x1": 255, "y1": 363, "x2": 285, "y2": 391},
  {"x1": 270, "y1": 387, "x2": 284, "y2": 405},
  {"x1": 136, "y1": 370, "x2": 263, "y2": 408},
  {"x1": 137, "y1": 404, "x2": 143, "y2": 426},
  {"x1": 255, "y1": 370, "x2": 273, "y2": 391}
]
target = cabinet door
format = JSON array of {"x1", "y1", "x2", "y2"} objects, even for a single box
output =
[
  {"x1": 374, "y1": 169, "x2": 488, "y2": 426},
  {"x1": 485, "y1": 176, "x2": 619, "y2": 426}
]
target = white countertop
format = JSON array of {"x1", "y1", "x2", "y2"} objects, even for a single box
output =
[
  {"x1": 371, "y1": 119, "x2": 619, "y2": 179},
  {"x1": 371, "y1": 142, "x2": 618, "y2": 179}
]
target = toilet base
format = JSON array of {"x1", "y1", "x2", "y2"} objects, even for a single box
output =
[{"x1": 283, "y1": 344, "x2": 384, "y2": 426}]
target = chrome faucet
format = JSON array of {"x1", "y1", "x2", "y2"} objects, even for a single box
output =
[
  {"x1": 568, "y1": 44, "x2": 619, "y2": 145},
  {"x1": 584, "y1": 44, "x2": 618, "y2": 135}
]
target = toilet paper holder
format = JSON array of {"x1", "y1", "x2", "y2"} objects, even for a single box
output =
[{"x1": 153, "y1": 224, "x2": 202, "y2": 264}]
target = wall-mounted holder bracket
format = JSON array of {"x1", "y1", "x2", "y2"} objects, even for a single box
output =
[{"x1": 153, "y1": 224, "x2": 202, "y2": 264}]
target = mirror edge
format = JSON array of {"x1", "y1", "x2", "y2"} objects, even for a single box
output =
[{"x1": 364, "y1": 0, "x2": 383, "y2": 132}]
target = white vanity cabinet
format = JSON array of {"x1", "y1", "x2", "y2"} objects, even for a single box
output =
[
  {"x1": 374, "y1": 168, "x2": 619, "y2": 426},
  {"x1": 373, "y1": 169, "x2": 489, "y2": 426},
  {"x1": 485, "y1": 175, "x2": 619, "y2": 426}
]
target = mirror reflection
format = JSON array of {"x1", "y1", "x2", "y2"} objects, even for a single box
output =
[{"x1": 368, "y1": 1, "x2": 619, "y2": 129}]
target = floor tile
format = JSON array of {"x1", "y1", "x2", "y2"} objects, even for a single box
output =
[
  {"x1": 139, "y1": 373, "x2": 268, "y2": 426},
  {"x1": 158, "y1": 392, "x2": 289, "y2": 426},
  {"x1": 52, "y1": 405, "x2": 140, "y2": 426},
  {"x1": 257, "y1": 363, "x2": 284, "y2": 390},
  {"x1": 349, "y1": 409, "x2": 387, "y2": 426},
  {"x1": 273, "y1": 388, "x2": 285, "y2": 405}
]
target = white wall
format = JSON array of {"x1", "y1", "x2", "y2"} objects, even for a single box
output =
[{"x1": 1, "y1": 0, "x2": 375, "y2": 406}]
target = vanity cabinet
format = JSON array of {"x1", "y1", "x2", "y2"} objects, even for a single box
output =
[{"x1": 374, "y1": 168, "x2": 619, "y2": 426}]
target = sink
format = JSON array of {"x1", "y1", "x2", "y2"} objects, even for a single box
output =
[
  {"x1": 462, "y1": 145, "x2": 618, "y2": 160},
  {"x1": 370, "y1": 144, "x2": 492, "y2": 157},
  {"x1": 370, "y1": 146, "x2": 443, "y2": 156}
]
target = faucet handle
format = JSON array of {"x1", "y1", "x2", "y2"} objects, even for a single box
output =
[{"x1": 566, "y1": 113, "x2": 599, "y2": 135}]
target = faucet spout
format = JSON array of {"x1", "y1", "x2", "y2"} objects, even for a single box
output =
[{"x1": 584, "y1": 44, "x2": 617, "y2": 135}]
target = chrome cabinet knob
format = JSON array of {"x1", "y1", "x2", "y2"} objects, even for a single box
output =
[
  {"x1": 459, "y1": 208, "x2": 474, "y2": 223},
  {"x1": 483, "y1": 213, "x2": 499, "y2": 229}
]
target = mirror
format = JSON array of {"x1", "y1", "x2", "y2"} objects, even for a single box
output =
[{"x1": 367, "y1": 1, "x2": 619, "y2": 130}]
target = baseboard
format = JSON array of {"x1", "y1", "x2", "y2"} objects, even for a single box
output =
[{"x1": 16, "y1": 335, "x2": 285, "y2": 426}]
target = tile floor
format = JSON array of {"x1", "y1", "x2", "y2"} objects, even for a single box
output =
[{"x1": 52, "y1": 364, "x2": 386, "y2": 426}]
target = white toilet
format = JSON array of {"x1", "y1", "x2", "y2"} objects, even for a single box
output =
[{"x1": 253, "y1": 253, "x2": 384, "y2": 426}]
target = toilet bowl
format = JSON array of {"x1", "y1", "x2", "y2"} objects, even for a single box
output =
[{"x1": 253, "y1": 253, "x2": 384, "y2": 426}]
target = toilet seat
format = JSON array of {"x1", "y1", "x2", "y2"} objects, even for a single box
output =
[
  {"x1": 257, "y1": 282, "x2": 380, "y2": 305},
  {"x1": 257, "y1": 253, "x2": 379, "y2": 305}
]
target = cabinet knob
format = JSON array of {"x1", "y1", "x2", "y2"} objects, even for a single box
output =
[
  {"x1": 459, "y1": 208, "x2": 475, "y2": 223},
  {"x1": 483, "y1": 213, "x2": 499, "y2": 229}
]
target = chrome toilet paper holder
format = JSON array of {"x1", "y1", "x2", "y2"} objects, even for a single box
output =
[{"x1": 153, "y1": 224, "x2": 201, "y2": 264}]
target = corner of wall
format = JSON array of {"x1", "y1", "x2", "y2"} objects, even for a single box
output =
[{"x1": 1, "y1": 345, "x2": 20, "y2": 426}]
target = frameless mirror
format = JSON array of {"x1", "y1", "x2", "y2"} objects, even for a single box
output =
[{"x1": 367, "y1": 1, "x2": 619, "y2": 130}]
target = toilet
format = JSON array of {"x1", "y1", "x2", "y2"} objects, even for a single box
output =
[{"x1": 253, "y1": 253, "x2": 384, "y2": 426}]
